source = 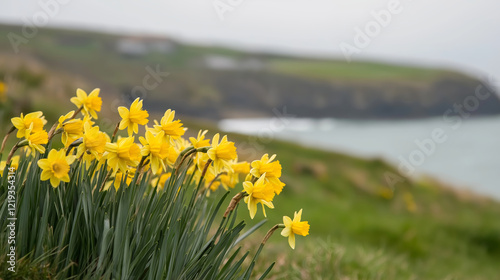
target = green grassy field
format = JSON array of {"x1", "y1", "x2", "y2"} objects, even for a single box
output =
[
  {"x1": 268, "y1": 59, "x2": 463, "y2": 83},
  {"x1": 239, "y1": 139, "x2": 500, "y2": 279},
  {"x1": 182, "y1": 121, "x2": 500, "y2": 280}
]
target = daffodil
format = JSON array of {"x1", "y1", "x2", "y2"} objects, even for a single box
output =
[
  {"x1": 57, "y1": 112, "x2": 93, "y2": 147},
  {"x1": 189, "y1": 130, "x2": 210, "y2": 149},
  {"x1": 152, "y1": 109, "x2": 185, "y2": 140},
  {"x1": 251, "y1": 154, "x2": 285, "y2": 195},
  {"x1": 70, "y1": 88, "x2": 102, "y2": 119},
  {"x1": 165, "y1": 145, "x2": 179, "y2": 168},
  {"x1": 233, "y1": 161, "x2": 250, "y2": 174},
  {"x1": 220, "y1": 161, "x2": 250, "y2": 190},
  {"x1": 195, "y1": 153, "x2": 210, "y2": 172},
  {"x1": 76, "y1": 123, "x2": 109, "y2": 165},
  {"x1": 139, "y1": 130, "x2": 169, "y2": 174},
  {"x1": 25, "y1": 124, "x2": 48, "y2": 154},
  {"x1": 174, "y1": 136, "x2": 192, "y2": 155},
  {"x1": 37, "y1": 149, "x2": 76, "y2": 188},
  {"x1": 207, "y1": 134, "x2": 237, "y2": 174},
  {"x1": 11, "y1": 111, "x2": 47, "y2": 138},
  {"x1": 118, "y1": 97, "x2": 149, "y2": 136},
  {"x1": 57, "y1": 111, "x2": 74, "y2": 129},
  {"x1": 243, "y1": 174, "x2": 275, "y2": 219},
  {"x1": 104, "y1": 136, "x2": 141, "y2": 174},
  {"x1": 281, "y1": 209, "x2": 310, "y2": 249},
  {"x1": 0, "y1": 156, "x2": 19, "y2": 176},
  {"x1": 219, "y1": 174, "x2": 235, "y2": 190},
  {"x1": 61, "y1": 119, "x2": 84, "y2": 147}
]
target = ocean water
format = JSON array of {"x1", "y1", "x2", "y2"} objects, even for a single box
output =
[{"x1": 219, "y1": 116, "x2": 500, "y2": 199}]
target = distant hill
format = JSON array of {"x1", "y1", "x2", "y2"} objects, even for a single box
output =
[{"x1": 1, "y1": 23, "x2": 499, "y2": 120}]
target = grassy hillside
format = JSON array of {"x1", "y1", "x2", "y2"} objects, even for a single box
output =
[
  {"x1": 268, "y1": 58, "x2": 457, "y2": 82},
  {"x1": 183, "y1": 121, "x2": 500, "y2": 280}
]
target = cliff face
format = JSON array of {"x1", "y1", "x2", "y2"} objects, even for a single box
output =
[
  {"x1": 144, "y1": 70, "x2": 500, "y2": 120},
  {"x1": 1, "y1": 24, "x2": 499, "y2": 121}
]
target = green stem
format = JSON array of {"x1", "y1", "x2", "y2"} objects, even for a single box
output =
[
  {"x1": 0, "y1": 126, "x2": 15, "y2": 161},
  {"x1": 223, "y1": 191, "x2": 247, "y2": 218},
  {"x1": 6, "y1": 140, "x2": 28, "y2": 164},
  {"x1": 110, "y1": 121, "x2": 120, "y2": 142},
  {"x1": 196, "y1": 159, "x2": 213, "y2": 190},
  {"x1": 174, "y1": 148, "x2": 197, "y2": 177},
  {"x1": 261, "y1": 224, "x2": 285, "y2": 245},
  {"x1": 66, "y1": 138, "x2": 83, "y2": 156}
]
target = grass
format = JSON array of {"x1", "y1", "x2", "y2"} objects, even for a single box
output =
[
  {"x1": 268, "y1": 58, "x2": 461, "y2": 83},
  {"x1": 217, "y1": 131, "x2": 500, "y2": 279}
]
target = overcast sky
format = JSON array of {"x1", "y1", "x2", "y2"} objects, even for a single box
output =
[{"x1": 1, "y1": 0, "x2": 500, "y2": 85}]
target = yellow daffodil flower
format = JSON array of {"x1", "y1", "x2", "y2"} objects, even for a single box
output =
[
  {"x1": 189, "y1": 130, "x2": 210, "y2": 149},
  {"x1": 165, "y1": 145, "x2": 179, "y2": 168},
  {"x1": 25, "y1": 124, "x2": 48, "y2": 154},
  {"x1": 219, "y1": 174, "x2": 235, "y2": 190},
  {"x1": 195, "y1": 153, "x2": 210, "y2": 172},
  {"x1": 243, "y1": 173, "x2": 275, "y2": 219},
  {"x1": 58, "y1": 112, "x2": 94, "y2": 146},
  {"x1": 37, "y1": 149, "x2": 76, "y2": 188},
  {"x1": 174, "y1": 136, "x2": 191, "y2": 154},
  {"x1": 61, "y1": 118, "x2": 84, "y2": 147},
  {"x1": 139, "y1": 130, "x2": 170, "y2": 175},
  {"x1": 152, "y1": 109, "x2": 185, "y2": 140},
  {"x1": 233, "y1": 161, "x2": 250, "y2": 174},
  {"x1": 251, "y1": 154, "x2": 285, "y2": 195},
  {"x1": 220, "y1": 161, "x2": 250, "y2": 190},
  {"x1": 76, "y1": 123, "x2": 109, "y2": 164},
  {"x1": 70, "y1": 88, "x2": 102, "y2": 119},
  {"x1": 207, "y1": 133, "x2": 237, "y2": 174},
  {"x1": 11, "y1": 111, "x2": 47, "y2": 138},
  {"x1": 281, "y1": 209, "x2": 310, "y2": 249},
  {"x1": 118, "y1": 97, "x2": 149, "y2": 136},
  {"x1": 104, "y1": 136, "x2": 141, "y2": 174},
  {"x1": 57, "y1": 111, "x2": 74, "y2": 129}
]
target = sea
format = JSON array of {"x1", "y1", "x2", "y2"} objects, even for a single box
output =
[{"x1": 219, "y1": 116, "x2": 500, "y2": 199}]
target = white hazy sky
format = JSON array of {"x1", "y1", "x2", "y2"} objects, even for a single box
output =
[{"x1": 1, "y1": 0, "x2": 500, "y2": 84}]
